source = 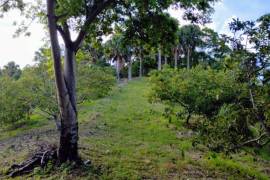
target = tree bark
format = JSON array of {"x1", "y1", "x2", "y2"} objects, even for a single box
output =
[
  {"x1": 164, "y1": 56, "x2": 168, "y2": 65},
  {"x1": 128, "y1": 56, "x2": 132, "y2": 81},
  {"x1": 158, "y1": 48, "x2": 162, "y2": 71},
  {"x1": 187, "y1": 48, "x2": 190, "y2": 69},
  {"x1": 139, "y1": 50, "x2": 143, "y2": 78},
  {"x1": 58, "y1": 46, "x2": 79, "y2": 163},
  {"x1": 116, "y1": 56, "x2": 120, "y2": 81},
  {"x1": 47, "y1": 0, "x2": 78, "y2": 163},
  {"x1": 174, "y1": 50, "x2": 178, "y2": 69}
]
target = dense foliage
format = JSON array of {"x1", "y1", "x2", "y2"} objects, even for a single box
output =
[
  {"x1": 149, "y1": 66, "x2": 247, "y2": 119},
  {"x1": 77, "y1": 64, "x2": 116, "y2": 101},
  {"x1": 149, "y1": 65, "x2": 269, "y2": 151},
  {"x1": 0, "y1": 61, "x2": 116, "y2": 128}
]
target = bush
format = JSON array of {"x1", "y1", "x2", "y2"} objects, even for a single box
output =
[
  {"x1": 149, "y1": 66, "x2": 255, "y2": 151},
  {"x1": 0, "y1": 64, "x2": 116, "y2": 129},
  {"x1": 77, "y1": 65, "x2": 116, "y2": 101},
  {"x1": 199, "y1": 104, "x2": 253, "y2": 151},
  {"x1": 0, "y1": 77, "x2": 30, "y2": 127},
  {"x1": 149, "y1": 66, "x2": 247, "y2": 119}
]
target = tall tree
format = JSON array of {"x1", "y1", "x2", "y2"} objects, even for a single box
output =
[
  {"x1": 178, "y1": 24, "x2": 204, "y2": 69},
  {"x1": 105, "y1": 33, "x2": 126, "y2": 81},
  {"x1": 45, "y1": 0, "x2": 217, "y2": 163},
  {"x1": 2, "y1": 61, "x2": 22, "y2": 80}
]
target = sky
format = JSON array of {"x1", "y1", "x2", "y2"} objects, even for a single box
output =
[{"x1": 0, "y1": 0, "x2": 270, "y2": 68}]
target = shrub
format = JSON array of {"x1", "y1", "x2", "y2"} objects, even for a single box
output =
[
  {"x1": 77, "y1": 65, "x2": 116, "y2": 101},
  {"x1": 0, "y1": 64, "x2": 116, "y2": 129},
  {"x1": 199, "y1": 104, "x2": 253, "y2": 151},
  {"x1": 149, "y1": 66, "x2": 247, "y2": 120},
  {"x1": 0, "y1": 77, "x2": 30, "y2": 127},
  {"x1": 149, "y1": 66, "x2": 256, "y2": 151}
]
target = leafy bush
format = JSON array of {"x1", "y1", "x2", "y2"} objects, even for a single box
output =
[
  {"x1": 199, "y1": 104, "x2": 253, "y2": 151},
  {"x1": 17, "y1": 65, "x2": 58, "y2": 119},
  {"x1": 0, "y1": 64, "x2": 116, "y2": 128},
  {"x1": 0, "y1": 77, "x2": 30, "y2": 127},
  {"x1": 77, "y1": 65, "x2": 116, "y2": 102},
  {"x1": 149, "y1": 66, "x2": 247, "y2": 120},
  {"x1": 149, "y1": 66, "x2": 256, "y2": 151}
]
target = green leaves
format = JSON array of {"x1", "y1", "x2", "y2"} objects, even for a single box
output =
[
  {"x1": 0, "y1": 0, "x2": 25, "y2": 17},
  {"x1": 150, "y1": 66, "x2": 245, "y2": 118},
  {"x1": 77, "y1": 65, "x2": 116, "y2": 101},
  {"x1": 56, "y1": 0, "x2": 84, "y2": 18}
]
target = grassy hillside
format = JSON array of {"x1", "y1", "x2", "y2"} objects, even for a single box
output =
[{"x1": 0, "y1": 79, "x2": 270, "y2": 179}]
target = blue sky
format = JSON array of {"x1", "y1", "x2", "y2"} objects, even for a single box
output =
[
  {"x1": 0, "y1": 0, "x2": 269, "y2": 68},
  {"x1": 211, "y1": 0, "x2": 270, "y2": 34}
]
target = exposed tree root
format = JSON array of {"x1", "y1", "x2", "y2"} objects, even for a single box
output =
[{"x1": 7, "y1": 144, "x2": 57, "y2": 177}]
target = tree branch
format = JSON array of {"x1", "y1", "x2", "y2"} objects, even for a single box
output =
[
  {"x1": 56, "y1": 25, "x2": 72, "y2": 48},
  {"x1": 231, "y1": 133, "x2": 269, "y2": 150},
  {"x1": 73, "y1": 0, "x2": 115, "y2": 52},
  {"x1": 0, "y1": 0, "x2": 9, "y2": 8}
]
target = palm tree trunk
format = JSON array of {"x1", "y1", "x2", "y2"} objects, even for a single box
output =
[
  {"x1": 187, "y1": 48, "x2": 190, "y2": 69},
  {"x1": 128, "y1": 56, "x2": 132, "y2": 81},
  {"x1": 158, "y1": 48, "x2": 162, "y2": 71},
  {"x1": 174, "y1": 51, "x2": 178, "y2": 69},
  {"x1": 116, "y1": 56, "x2": 120, "y2": 81},
  {"x1": 139, "y1": 49, "x2": 143, "y2": 78}
]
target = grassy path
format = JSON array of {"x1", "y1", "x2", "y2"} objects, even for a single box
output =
[{"x1": 0, "y1": 79, "x2": 270, "y2": 179}]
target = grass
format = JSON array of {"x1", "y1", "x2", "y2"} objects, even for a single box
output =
[
  {"x1": 0, "y1": 78, "x2": 270, "y2": 179},
  {"x1": 0, "y1": 113, "x2": 51, "y2": 141}
]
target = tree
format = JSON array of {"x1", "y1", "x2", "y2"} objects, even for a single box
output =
[
  {"x1": 105, "y1": 33, "x2": 126, "y2": 81},
  {"x1": 46, "y1": 0, "x2": 110, "y2": 162},
  {"x1": 149, "y1": 66, "x2": 245, "y2": 124},
  {"x1": 0, "y1": 76, "x2": 30, "y2": 127},
  {"x1": 201, "y1": 28, "x2": 231, "y2": 62},
  {"x1": 45, "y1": 0, "x2": 217, "y2": 163},
  {"x1": 2, "y1": 61, "x2": 22, "y2": 80},
  {"x1": 178, "y1": 25, "x2": 204, "y2": 69},
  {"x1": 226, "y1": 14, "x2": 270, "y2": 137}
]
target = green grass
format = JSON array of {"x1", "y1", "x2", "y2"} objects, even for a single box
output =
[
  {"x1": 0, "y1": 113, "x2": 50, "y2": 141},
  {"x1": 0, "y1": 78, "x2": 270, "y2": 179}
]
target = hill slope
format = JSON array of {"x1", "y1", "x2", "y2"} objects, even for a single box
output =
[{"x1": 0, "y1": 79, "x2": 270, "y2": 179}]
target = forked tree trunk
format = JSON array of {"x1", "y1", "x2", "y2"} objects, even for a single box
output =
[
  {"x1": 158, "y1": 49, "x2": 162, "y2": 71},
  {"x1": 47, "y1": 0, "x2": 78, "y2": 163}
]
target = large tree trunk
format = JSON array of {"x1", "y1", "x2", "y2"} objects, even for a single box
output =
[
  {"x1": 128, "y1": 56, "x2": 132, "y2": 81},
  {"x1": 47, "y1": 0, "x2": 79, "y2": 163},
  {"x1": 158, "y1": 48, "x2": 162, "y2": 71},
  {"x1": 58, "y1": 46, "x2": 79, "y2": 162}
]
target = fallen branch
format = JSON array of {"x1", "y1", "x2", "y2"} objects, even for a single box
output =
[
  {"x1": 230, "y1": 133, "x2": 269, "y2": 151},
  {"x1": 7, "y1": 145, "x2": 57, "y2": 177}
]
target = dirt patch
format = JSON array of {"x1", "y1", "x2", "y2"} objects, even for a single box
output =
[
  {"x1": 0, "y1": 128, "x2": 58, "y2": 153},
  {"x1": 176, "y1": 130, "x2": 197, "y2": 139}
]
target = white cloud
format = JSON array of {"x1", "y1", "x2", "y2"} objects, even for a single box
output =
[
  {"x1": 167, "y1": 6, "x2": 189, "y2": 26},
  {"x1": 0, "y1": 10, "x2": 45, "y2": 68}
]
